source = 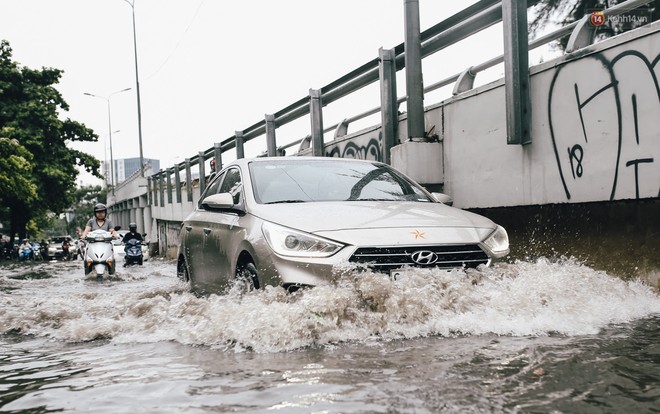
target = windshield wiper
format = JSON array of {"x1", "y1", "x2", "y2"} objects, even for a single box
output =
[
  {"x1": 351, "y1": 198, "x2": 398, "y2": 201},
  {"x1": 264, "y1": 200, "x2": 307, "y2": 204}
]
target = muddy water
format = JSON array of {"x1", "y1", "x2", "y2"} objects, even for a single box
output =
[{"x1": 1, "y1": 258, "x2": 658, "y2": 413}]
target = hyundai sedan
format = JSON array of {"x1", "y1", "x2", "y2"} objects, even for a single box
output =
[{"x1": 177, "y1": 157, "x2": 509, "y2": 294}]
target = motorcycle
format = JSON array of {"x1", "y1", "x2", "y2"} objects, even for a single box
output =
[
  {"x1": 18, "y1": 246, "x2": 33, "y2": 261},
  {"x1": 83, "y1": 230, "x2": 116, "y2": 277},
  {"x1": 123, "y1": 238, "x2": 144, "y2": 266}
]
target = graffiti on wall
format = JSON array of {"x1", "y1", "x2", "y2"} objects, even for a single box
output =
[
  {"x1": 548, "y1": 49, "x2": 660, "y2": 200},
  {"x1": 325, "y1": 133, "x2": 383, "y2": 161}
]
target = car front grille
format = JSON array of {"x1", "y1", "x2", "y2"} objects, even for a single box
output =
[{"x1": 348, "y1": 244, "x2": 489, "y2": 272}]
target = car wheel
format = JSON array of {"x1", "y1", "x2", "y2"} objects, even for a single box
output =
[
  {"x1": 235, "y1": 262, "x2": 259, "y2": 293},
  {"x1": 177, "y1": 259, "x2": 190, "y2": 282}
]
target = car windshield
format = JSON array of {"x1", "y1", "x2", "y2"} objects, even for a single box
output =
[{"x1": 249, "y1": 159, "x2": 433, "y2": 204}]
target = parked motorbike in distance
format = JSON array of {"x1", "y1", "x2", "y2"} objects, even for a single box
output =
[
  {"x1": 83, "y1": 230, "x2": 115, "y2": 277},
  {"x1": 123, "y1": 239, "x2": 144, "y2": 266}
]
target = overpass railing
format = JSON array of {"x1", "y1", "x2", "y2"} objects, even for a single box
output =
[{"x1": 146, "y1": 0, "x2": 654, "y2": 209}]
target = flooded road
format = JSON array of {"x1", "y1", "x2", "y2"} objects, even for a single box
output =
[{"x1": 1, "y1": 258, "x2": 659, "y2": 413}]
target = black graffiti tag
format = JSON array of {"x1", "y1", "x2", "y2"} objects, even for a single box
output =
[{"x1": 568, "y1": 144, "x2": 584, "y2": 179}]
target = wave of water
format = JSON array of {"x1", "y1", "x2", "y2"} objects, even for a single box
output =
[{"x1": 1, "y1": 258, "x2": 658, "y2": 353}]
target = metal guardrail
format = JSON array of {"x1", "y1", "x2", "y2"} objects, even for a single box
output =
[{"x1": 146, "y1": 0, "x2": 654, "y2": 208}]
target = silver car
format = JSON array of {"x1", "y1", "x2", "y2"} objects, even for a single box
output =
[{"x1": 177, "y1": 157, "x2": 509, "y2": 294}]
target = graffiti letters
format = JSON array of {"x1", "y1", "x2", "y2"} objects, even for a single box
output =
[
  {"x1": 326, "y1": 134, "x2": 382, "y2": 161},
  {"x1": 548, "y1": 49, "x2": 660, "y2": 201}
]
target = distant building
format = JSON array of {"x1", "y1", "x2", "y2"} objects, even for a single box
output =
[{"x1": 103, "y1": 157, "x2": 161, "y2": 185}]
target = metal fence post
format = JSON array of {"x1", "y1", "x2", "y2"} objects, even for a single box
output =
[
  {"x1": 185, "y1": 158, "x2": 193, "y2": 202},
  {"x1": 309, "y1": 89, "x2": 324, "y2": 156},
  {"x1": 379, "y1": 47, "x2": 398, "y2": 164},
  {"x1": 147, "y1": 177, "x2": 152, "y2": 206},
  {"x1": 159, "y1": 173, "x2": 165, "y2": 207},
  {"x1": 265, "y1": 114, "x2": 277, "y2": 156},
  {"x1": 166, "y1": 167, "x2": 173, "y2": 204},
  {"x1": 502, "y1": 0, "x2": 531, "y2": 145},
  {"x1": 198, "y1": 151, "x2": 206, "y2": 194},
  {"x1": 235, "y1": 131, "x2": 245, "y2": 159},
  {"x1": 174, "y1": 165, "x2": 182, "y2": 203},
  {"x1": 404, "y1": 0, "x2": 425, "y2": 140},
  {"x1": 213, "y1": 142, "x2": 223, "y2": 171}
]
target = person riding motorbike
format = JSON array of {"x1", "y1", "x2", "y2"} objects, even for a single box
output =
[
  {"x1": 122, "y1": 222, "x2": 144, "y2": 266},
  {"x1": 81, "y1": 203, "x2": 119, "y2": 240},
  {"x1": 18, "y1": 239, "x2": 32, "y2": 261},
  {"x1": 121, "y1": 223, "x2": 143, "y2": 244}
]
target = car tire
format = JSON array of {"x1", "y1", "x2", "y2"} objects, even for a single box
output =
[
  {"x1": 235, "y1": 262, "x2": 259, "y2": 292},
  {"x1": 177, "y1": 260, "x2": 190, "y2": 282}
]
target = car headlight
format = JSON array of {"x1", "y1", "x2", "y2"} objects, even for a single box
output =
[
  {"x1": 480, "y1": 225, "x2": 509, "y2": 258},
  {"x1": 262, "y1": 222, "x2": 344, "y2": 258}
]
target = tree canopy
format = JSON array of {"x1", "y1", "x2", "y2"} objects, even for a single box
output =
[{"x1": 0, "y1": 40, "x2": 101, "y2": 241}]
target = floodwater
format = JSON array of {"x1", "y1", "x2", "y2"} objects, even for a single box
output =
[{"x1": 0, "y1": 258, "x2": 658, "y2": 413}]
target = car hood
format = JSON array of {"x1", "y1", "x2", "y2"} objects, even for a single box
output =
[{"x1": 250, "y1": 201, "x2": 497, "y2": 246}]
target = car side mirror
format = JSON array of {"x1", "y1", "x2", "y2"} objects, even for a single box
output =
[
  {"x1": 431, "y1": 192, "x2": 453, "y2": 206},
  {"x1": 201, "y1": 193, "x2": 235, "y2": 210}
]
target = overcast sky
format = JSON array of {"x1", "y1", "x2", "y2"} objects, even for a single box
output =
[{"x1": 1, "y1": 0, "x2": 560, "y2": 185}]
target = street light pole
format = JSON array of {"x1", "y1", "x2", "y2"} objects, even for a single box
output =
[
  {"x1": 124, "y1": 0, "x2": 145, "y2": 177},
  {"x1": 84, "y1": 87, "x2": 132, "y2": 194}
]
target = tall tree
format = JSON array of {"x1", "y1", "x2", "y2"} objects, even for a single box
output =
[
  {"x1": 0, "y1": 40, "x2": 101, "y2": 240},
  {"x1": 531, "y1": 0, "x2": 659, "y2": 49}
]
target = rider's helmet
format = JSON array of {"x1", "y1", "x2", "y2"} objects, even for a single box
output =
[
  {"x1": 94, "y1": 203, "x2": 107, "y2": 213},
  {"x1": 129, "y1": 222, "x2": 137, "y2": 232}
]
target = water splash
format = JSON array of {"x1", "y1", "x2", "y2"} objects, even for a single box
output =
[{"x1": 1, "y1": 258, "x2": 658, "y2": 353}]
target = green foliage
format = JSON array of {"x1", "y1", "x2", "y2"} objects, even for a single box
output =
[{"x1": 0, "y1": 39, "x2": 101, "y2": 240}]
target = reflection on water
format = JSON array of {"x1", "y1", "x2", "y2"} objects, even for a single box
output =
[{"x1": 0, "y1": 258, "x2": 658, "y2": 413}]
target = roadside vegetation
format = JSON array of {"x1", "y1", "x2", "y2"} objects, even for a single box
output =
[{"x1": 0, "y1": 40, "x2": 102, "y2": 242}]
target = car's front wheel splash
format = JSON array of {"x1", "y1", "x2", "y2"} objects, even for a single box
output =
[{"x1": 234, "y1": 262, "x2": 260, "y2": 294}]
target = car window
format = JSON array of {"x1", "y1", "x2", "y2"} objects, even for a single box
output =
[
  {"x1": 198, "y1": 171, "x2": 226, "y2": 209},
  {"x1": 250, "y1": 160, "x2": 431, "y2": 204},
  {"x1": 218, "y1": 168, "x2": 242, "y2": 205}
]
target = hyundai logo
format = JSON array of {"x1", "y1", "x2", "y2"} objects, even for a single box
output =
[{"x1": 410, "y1": 250, "x2": 438, "y2": 265}]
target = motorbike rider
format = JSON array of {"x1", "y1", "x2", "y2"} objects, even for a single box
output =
[
  {"x1": 122, "y1": 223, "x2": 143, "y2": 244},
  {"x1": 80, "y1": 203, "x2": 119, "y2": 240},
  {"x1": 18, "y1": 239, "x2": 32, "y2": 261}
]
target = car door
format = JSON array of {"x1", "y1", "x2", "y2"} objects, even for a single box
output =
[
  {"x1": 197, "y1": 167, "x2": 245, "y2": 291},
  {"x1": 184, "y1": 171, "x2": 225, "y2": 290}
]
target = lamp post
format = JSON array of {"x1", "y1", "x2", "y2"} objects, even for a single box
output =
[
  {"x1": 84, "y1": 87, "x2": 132, "y2": 194},
  {"x1": 123, "y1": 0, "x2": 145, "y2": 177}
]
